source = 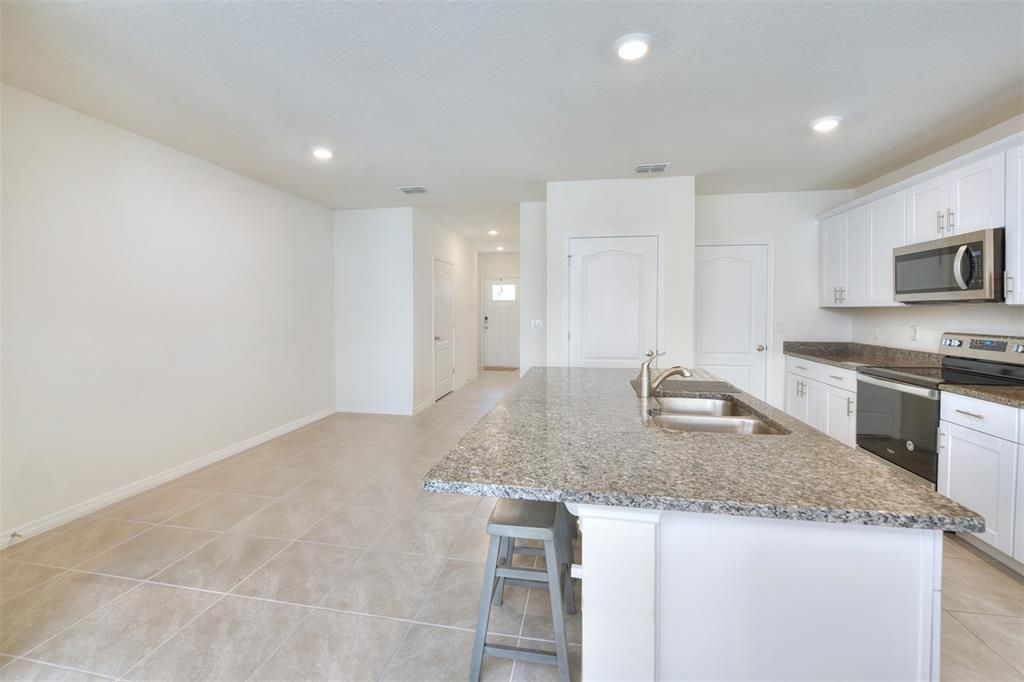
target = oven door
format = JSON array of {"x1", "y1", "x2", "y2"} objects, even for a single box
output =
[
  {"x1": 893, "y1": 228, "x2": 1003, "y2": 303},
  {"x1": 856, "y1": 374, "x2": 940, "y2": 484}
]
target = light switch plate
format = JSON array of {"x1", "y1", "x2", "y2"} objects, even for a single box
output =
[
  {"x1": 909, "y1": 325, "x2": 918, "y2": 341},
  {"x1": 530, "y1": 319, "x2": 543, "y2": 331}
]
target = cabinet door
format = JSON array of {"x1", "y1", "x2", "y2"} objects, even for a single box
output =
[
  {"x1": 820, "y1": 215, "x2": 846, "y2": 306},
  {"x1": 938, "y1": 422, "x2": 1017, "y2": 555},
  {"x1": 1006, "y1": 145, "x2": 1023, "y2": 306},
  {"x1": 785, "y1": 372, "x2": 808, "y2": 423},
  {"x1": 1016, "y1": 443, "x2": 1023, "y2": 563},
  {"x1": 948, "y1": 152, "x2": 1006, "y2": 233},
  {"x1": 822, "y1": 385, "x2": 857, "y2": 447},
  {"x1": 843, "y1": 206, "x2": 869, "y2": 306},
  {"x1": 866, "y1": 191, "x2": 906, "y2": 306},
  {"x1": 805, "y1": 379, "x2": 828, "y2": 432},
  {"x1": 905, "y1": 176, "x2": 946, "y2": 244}
]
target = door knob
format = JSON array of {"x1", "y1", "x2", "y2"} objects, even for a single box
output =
[
  {"x1": 434, "y1": 336, "x2": 441, "y2": 341},
  {"x1": 756, "y1": 345, "x2": 767, "y2": 351}
]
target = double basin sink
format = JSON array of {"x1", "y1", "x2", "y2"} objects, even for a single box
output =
[{"x1": 646, "y1": 397, "x2": 783, "y2": 435}]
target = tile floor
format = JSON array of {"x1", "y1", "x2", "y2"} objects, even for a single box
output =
[{"x1": 0, "y1": 370, "x2": 1021, "y2": 681}]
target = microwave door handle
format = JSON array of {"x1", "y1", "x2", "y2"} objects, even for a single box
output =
[{"x1": 952, "y1": 244, "x2": 970, "y2": 290}]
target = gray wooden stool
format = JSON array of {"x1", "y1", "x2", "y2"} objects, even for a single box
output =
[{"x1": 469, "y1": 499, "x2": 575, "y2": 682}]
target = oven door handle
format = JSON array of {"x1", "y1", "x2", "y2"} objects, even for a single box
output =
[
  {"x1": 856, "y1": 374, "x2": 940, "y2": 400},
  {"x1": 952, "y1": 244, "x2": 970, "y2": 290}
]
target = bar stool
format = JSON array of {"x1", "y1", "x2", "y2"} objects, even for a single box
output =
[{"x1": 469, "y1": 499, "x2": 575, "y2": 682}]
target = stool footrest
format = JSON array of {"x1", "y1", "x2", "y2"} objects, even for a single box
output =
[
  {"x1": 495, "y1": 566, "x2": 547, "y2": 582},
  {"x1": 483, "y1": 643, "x2": 559, "y2": 666}
]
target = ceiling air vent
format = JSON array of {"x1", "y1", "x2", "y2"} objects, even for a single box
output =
[
  {"x1": 633, "y1": 162, "x2": 671, "y2": 174},
  {"x1": 396, "y1": 185, "x2": 428, "y2": 194}
]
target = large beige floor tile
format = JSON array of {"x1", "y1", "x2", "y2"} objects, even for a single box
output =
[
  {"x1": 151, "y1": 533, "x2": 287, "y2": 592},
  {"x1": 281, "y1": 442, "x2": 363, "y2": 472},
  {"x1": 251, "y1": 610, "x2": 408, "y2": 681},
  {"x1": 232, "y1": 541, "x2": 362, "y2": 605},
  {"x1": 372, "y1": 511, "x2": 469, "y2": 556},
  {"x1": 450, "y1": 516, "x2": 491, "y2": 561},
  {"x1": 230, "y1": 499, "x2": 336, "y2": 539},
  {"x1": 944, "y1": 555, "x2": 1024, "y2": 617},
  {"x1": 123, "y1": 595, "x2": 308, "y2": 681},
  {"x1": 284, "y1": 471, "x2": 376, "y2": 504},
  {"x1": 321, "y1": 550, "x2": 445, "y2": 619},
  {"x1": 0, "y1": 561, "x2": 64, "y2": 605},
  {"x1": 170, "y1": 462, "x2": 264, "y2": 491},
  {"x1": 4, "y1": 518, "x2": 150, "y2": 569},
  {"x1": 345, "y1": 479, "x2": 422, "y2": 509},
  {"x1": 0, "y1": 659, "x2": 109, "y2": 681},
  {"x1": 0, "y1": 573, "x2": 136, "y2": 655},
  {"x1": 951, "y1": 611, "x2": 1024, "y2": 675},
  {"x1": 100, "y1": 487, "x2": 213, "y2": 524},
  {"x1": 300, "y1": 504, "x2": 400, "y2": 548},
  {"x1": 521, "y1": 584, "x2": 582, "y2": 645},
  {"x1": 415, "y1": 559, "x2": 527, "y2": 635},
  {"x1": 0, "y1": 656, "x2": 12, "y2": 670},
  {"x1": 511, "y1": 641, "x2": 582, "y2": 682},
  {"x1": 415, "y1": 491, "x2": 481, "y2": 515},
  {"x1": 162, "y1": 492, "x2": 272, "y2": 531},
  {"x1": 941, "y1": 611, "x2": 1023, "y2": 681},
  {"x1": 229, "y1": 440, "x2": 308, "y2": 468},
  {"x1": 76, "y1": 526, "x2": 216, "y2": 579},
  {"x1": 226, "y1": 467, "x2": 315, "y2": 497},
  {"x1": 28, "y1": 583, "x2": 217, "y2": 677},
  {"x1": 381, "y1": 624, "x2": 513, "y2": 682}
]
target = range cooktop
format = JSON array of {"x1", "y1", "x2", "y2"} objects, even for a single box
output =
[{"x1": 857, "y1": 332, "x2": 1024, "y2": 389}]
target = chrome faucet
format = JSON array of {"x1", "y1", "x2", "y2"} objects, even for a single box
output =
[{"x1": 638, "y1": 350, "x2": 693, "y2": 398}]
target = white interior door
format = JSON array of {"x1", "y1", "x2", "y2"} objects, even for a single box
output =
[
  {"x1": 694, "y1": 244, "x2": 769, "y2": 398},
  {"x1": 568, "y1": 236, "x2": 659, "y2": 368},
  {"x1": 482, "y1": 278, "x2": 520, "y2": 368},
  {"x1": 433, "y1": 260, "x2": 455, "y2": 400}
]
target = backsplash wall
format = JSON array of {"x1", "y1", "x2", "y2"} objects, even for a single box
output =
[{"x1": 849, "y1": 304, "x2": 1024, "y2": 350}]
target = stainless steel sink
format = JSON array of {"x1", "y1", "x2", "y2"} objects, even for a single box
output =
[
  {"x1": 647, "y1": 397, "x2": 783, "y2": 435},
  {"x1": 650, "y1": 413, "x2": 781, "y2": 435},
  {"x1": 652, "y1": 398, "x2": 739, "y2": 416}
]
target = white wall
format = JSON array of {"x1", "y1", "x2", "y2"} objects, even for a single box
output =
[
  {"x1": 519, "y1": 202, "x2": 547, "y2": 375},
  {"x1": 546, "y1": 177, "x2": 696, "y2": 367},
  {"x1": 3, "y1": 85, "x2": 335, "y2": 536},
  {"x1": 849, "y1": 305, "x2": 1024, "y2": 351},
  {"x1": 412, "y1": 210, "x2": 479, "y2": 412},
  {"x1": 334, "y1": 208, "x2": 415, "y2": 414},
  {"x1": 478, "y1": 252, "x2": 520, "y2": 279},
  {"x1": 695, "y1": 191, "x2": 855, "y2": 407}
]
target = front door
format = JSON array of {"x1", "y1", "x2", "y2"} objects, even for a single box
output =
[
  {"x1": 568, "y1": 236, "x2": 659, "y2": 368},
  {"x1": 433, "y1": 259, "x2": 455, "y2": 400},
  {"x1": 482, "y1": 278, "x2": 519, "y2": 368},
  {"x1": 694, "y1": 244, "x2": 769, "y2": 399}
]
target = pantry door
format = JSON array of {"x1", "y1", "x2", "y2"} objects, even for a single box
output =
[
  {"x1": 568, "y1": 236, "x2": 660, "y2": 368},
  {"x1": 694, "y1": 244, "x2": 769, "y2": 399}
]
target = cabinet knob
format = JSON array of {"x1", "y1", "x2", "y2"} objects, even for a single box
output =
[{"x1": 756, "y1": 345, "x2": 766, "y2": 352}]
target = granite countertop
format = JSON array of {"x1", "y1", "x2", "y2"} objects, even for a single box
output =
[
  {"x1": 782, "y1": 341, "x2": 942, "y2": 370},
  {"x1": 423, "y1": 367, "x2": 982, "y2": 532},
  {"x1": 940, "y1": 384, "x2": 1024, "y2": 409}
]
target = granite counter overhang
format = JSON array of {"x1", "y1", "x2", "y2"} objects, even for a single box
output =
[{"x1": 423, "y1": 367, "x2": 983, "y2": 533}]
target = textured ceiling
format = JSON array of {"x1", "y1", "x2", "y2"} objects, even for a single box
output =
[{"x1": 3, "y1": 1, "x2": 1023, "y2": 250}]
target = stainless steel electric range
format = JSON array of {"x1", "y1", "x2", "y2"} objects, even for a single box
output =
[{"x1": 856, "y1": 332, "x2": 1024, "y2": 485}]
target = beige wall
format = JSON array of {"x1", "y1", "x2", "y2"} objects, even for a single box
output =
[
  {"x1": 545, "y1": 176, "x2": 696, "y2": 368},
  {"x1": 3, "y1": 85, "x2": 335, "y2": 536}
]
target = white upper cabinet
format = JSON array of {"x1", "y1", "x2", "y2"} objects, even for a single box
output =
[
  {"x1": 866, "y1": 191, "x2": 906, "y2": 305},
  {"x1": 843, "y1": 205, "x2": 870, "y2": 306},
  {"x1": 905, "y1": 176, "x2": 946, "y2": 245},
  {"x1": 949, "y1": 153, "x2": 1005, "y2": 233},
  {"x1": 1006, "y1": 144, "x2": 1023, "y2": 305},
  {"x1": 820, "y1": 214, "x2": 847, "y2": 306}
]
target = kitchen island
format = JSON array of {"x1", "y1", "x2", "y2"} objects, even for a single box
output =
[{"x1": 424, "y1": 368, "x2": 983, "y2": 681}]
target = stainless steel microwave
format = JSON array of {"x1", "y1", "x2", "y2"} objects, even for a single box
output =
[{"x1": 893, "y1": 228, "x2": 1004, "y2": 303}]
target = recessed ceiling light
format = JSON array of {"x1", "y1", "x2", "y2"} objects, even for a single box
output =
[
  {"x1": 811, "y1": 116, "x2": 842, "y2": 133},
  {"x1": 614, "y1": 33, "x2": 652, "y2": 62},
  {"x1": 312, "y1": 147, "x2": 333, "y2": 160},
  {"x1": 497, "y1": 246, "x2": 505, "y2": 251},
  {"x1": 488, "y1": 229, "x2": 499, "y2": 236}
]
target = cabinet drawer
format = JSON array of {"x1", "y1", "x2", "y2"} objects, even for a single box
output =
[
  {"x1": 941, "y1": 393, "x2": 1020, "y2": 443},
  {"x1": 785, "y1": 357, "x2": 857, "y2": 391}
]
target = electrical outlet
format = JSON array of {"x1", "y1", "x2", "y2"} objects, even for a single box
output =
[
  {"x1": 909, "y1": 325, "x2": 918, "y2": 342},
  {"x1": 774, "y1": 320, "x2": 785, "y2": 334},
  {"x1": 530, "y1": 319, "x2": 543, "y2": 331}
]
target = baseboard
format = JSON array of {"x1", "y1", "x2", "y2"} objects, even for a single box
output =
[
  {"x1": 412, "y1": 399, "x2": 433, "y2": 415},
  {"x1": 1, "y1": 407, "x2": 334, "y2": 549}
]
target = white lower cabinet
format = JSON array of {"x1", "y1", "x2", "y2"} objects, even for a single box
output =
[
  {"x1": 784, "y1": 358, "x2": 857, "y2": 448},
  {"x1": 1017, "y1": 443, "x2": 1024, "y2": 563},
  {"x1": 939, "y1": 421, "x2": 1018, "y2": 555}
]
